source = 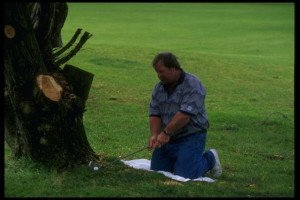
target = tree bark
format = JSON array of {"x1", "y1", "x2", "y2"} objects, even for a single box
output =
[{"x1": 4, "y1": 2, "x2": 99, "y2": 169}]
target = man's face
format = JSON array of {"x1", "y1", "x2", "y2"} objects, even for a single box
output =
[{"x1": 154, "y1": 60, "x2": 176, "y2": 85}]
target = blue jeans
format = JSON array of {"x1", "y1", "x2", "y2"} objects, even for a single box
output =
[{"x1": 150, "y1": 133, "x2": 215, "y2": 179}]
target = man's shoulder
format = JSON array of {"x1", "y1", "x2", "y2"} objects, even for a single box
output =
[
  {"x1": 184, "y1": 72, "x2": 201, "y2": 84},
  {"x1": 184, "y1": 72, "x2": 206, "y2": 94}
]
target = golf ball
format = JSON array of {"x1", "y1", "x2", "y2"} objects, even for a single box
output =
[{"x1": 93, "y1": 166, "x2": 99, "y2": 171}]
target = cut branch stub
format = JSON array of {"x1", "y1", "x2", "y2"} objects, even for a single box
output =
[
  {"x1": 54, "y1": 31, "x2": 92, "y2": 67},
  {"x1": 4, "y1": 25, "x2": 16, "y2": 38},
  {"x1": 53, "y1": 28, "x2": 82, "y2": 57},
  {"x1": 37, "y1": 75, "x2": 62, "y2": 102}
]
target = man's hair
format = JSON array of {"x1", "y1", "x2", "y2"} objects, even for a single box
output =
[{"x1": 152, "y1": 52, "x2": 182, "y2": 70}]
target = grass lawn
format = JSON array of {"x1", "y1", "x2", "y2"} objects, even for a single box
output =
[{"x1": 5, "y1": 3, "x2": 294, "y2": 197}]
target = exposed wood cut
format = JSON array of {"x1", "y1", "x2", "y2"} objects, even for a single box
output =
[
  {"x1": 37, "y1": 75, "x2": 62, "y2": 102},
  {"x1": 5, "y1": 25, "x2": 16, "y2": 38}
]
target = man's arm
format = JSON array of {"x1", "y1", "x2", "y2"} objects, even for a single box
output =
[
  {"x1": 163, "y1": 111, "x2": 191, "y2": 136},
  {"x1": 154, "y1": 111, "x2": 191, "y2": 148},
  {"x1": 148, "y1": 116, "x2": 162, "y2": 149},
  {"x1": 149, "y1": 116, "x2": 162, "y2": 136}
]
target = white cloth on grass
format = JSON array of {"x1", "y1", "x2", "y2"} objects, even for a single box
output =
[{"x1": 121, "y1": 159, "x2": 215, "y2": 183}]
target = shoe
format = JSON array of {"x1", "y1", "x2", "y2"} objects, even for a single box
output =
[{"x1": 209, "y1": 149, "x2": 222, "y2": 177}]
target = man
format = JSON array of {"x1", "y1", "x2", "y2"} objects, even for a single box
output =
[{"x1": 148, "y1": 52, "x2": 222, "y2": 179}]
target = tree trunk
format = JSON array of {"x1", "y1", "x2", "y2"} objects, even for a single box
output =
[{"x1": 4, "y1": 2, "x2": 99, "y2": 169}]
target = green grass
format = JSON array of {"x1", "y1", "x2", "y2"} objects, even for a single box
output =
[{"x1": 5, "y1": 3, "x2": 294, "y2": 197}]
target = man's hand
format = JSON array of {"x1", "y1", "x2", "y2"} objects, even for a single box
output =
[
  {"x1": 155, "y1": 131, "x2": 170, "y2": 148},
  {"x1": 148, "y1": 135, "x2": 158, "y2": 150}
]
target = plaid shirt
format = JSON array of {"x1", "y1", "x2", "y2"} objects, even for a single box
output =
[{"x1": 149, "y1": 71, "x2": 209, "y2": 139}]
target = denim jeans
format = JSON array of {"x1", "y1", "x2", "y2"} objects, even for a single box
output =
[{"x1": 150, "y1": 132, "x2": 215, "y2": 179}]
